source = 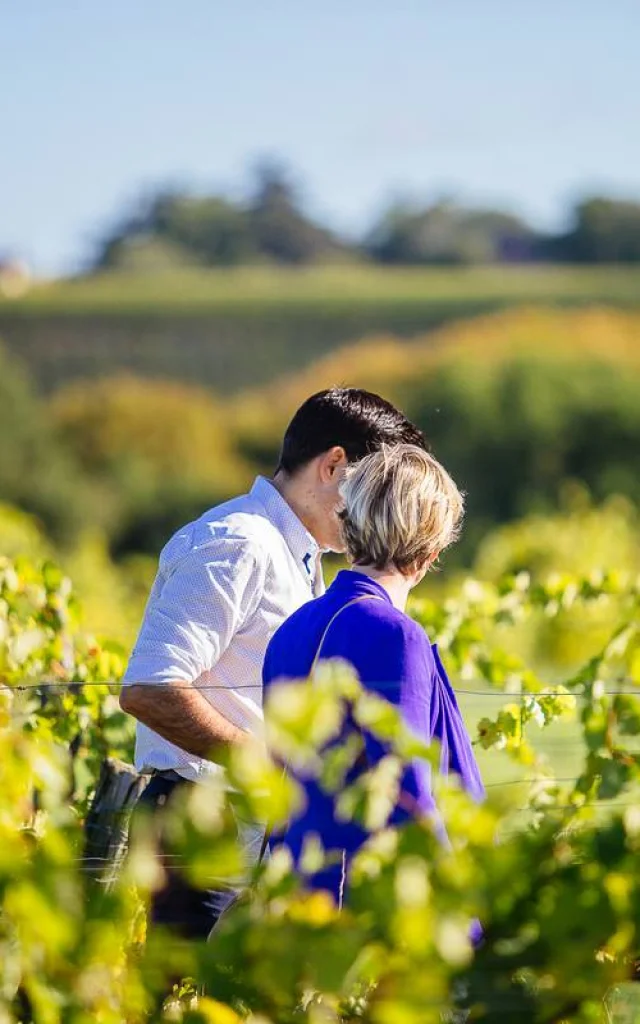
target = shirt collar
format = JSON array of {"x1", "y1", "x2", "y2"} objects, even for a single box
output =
[
  {"x1": 331, "y1": 569, "x2": 393, "y2": 605},
  {"x1": 250, "y1": 476, "x2": 320, "y2": 587}
]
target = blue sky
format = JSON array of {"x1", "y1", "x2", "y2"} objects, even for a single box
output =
[{"x1": 3, "y1": 0, "x2": 639, "y2": 274}]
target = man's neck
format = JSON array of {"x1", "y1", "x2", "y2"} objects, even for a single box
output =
[{"x1": 270, "y1": 470, "x2": 320, "y2": 544}]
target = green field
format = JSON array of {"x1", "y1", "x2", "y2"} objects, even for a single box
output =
[
  {"x1": 6, "y1": 264, "x2": 640, "y2": 311},
  {"x1": 2, "y1": 264, "x2": 640, "y2": 393}
]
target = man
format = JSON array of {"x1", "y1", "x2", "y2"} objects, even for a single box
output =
[{"x1": 120, "y1": 387, "x2": 426, "y2": 939}]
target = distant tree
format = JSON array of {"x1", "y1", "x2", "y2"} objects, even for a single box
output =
[
  {"x1": 551, "y1": 197, "x2": 640, "y2": 263},
  {"x1": 90, "y1": 168, "x2": 640, "y2": 271},
  {"x1": 92, "y1": 166, "x2": 348, "y2": 270},
  {"x1": 248, "y1": 160, "x2": 346, "y2": 263},
  {"x1": 95, "y1": 190, "x2": 258, "y2": 270},
  {"x1": 366, "y1": 200, "x2": 536, "y2": 264},
  {"x1": 149, "y1": 192, "x2": 258, "y2": 265}
]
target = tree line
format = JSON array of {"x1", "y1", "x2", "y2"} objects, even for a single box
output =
[{"x1": 94, "y1": 161, "x2": 640, "y2": 271}]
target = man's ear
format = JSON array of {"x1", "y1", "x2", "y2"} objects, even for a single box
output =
[{"x1": 318, "y1": 446, "x2": 348, "y2": 483}]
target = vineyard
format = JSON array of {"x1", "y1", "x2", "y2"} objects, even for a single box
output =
[
  {"x1": 2, "y1": 266, "x2": 640, "y2": 394},
  {"x1": 4, "y1": 276, "x2": 640, "y2": 1024},
  {"x1": 3, "y1": 538, "x2": 640, "y2": 1024}
]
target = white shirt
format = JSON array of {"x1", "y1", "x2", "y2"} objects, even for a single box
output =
[{"x1": 122, "y1": 477, "x2": 323, "y2": 780}]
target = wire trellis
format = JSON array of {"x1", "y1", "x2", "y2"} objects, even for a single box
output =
[{"x1": 2, "y1": 679, "x2": 637, "y2": 695}]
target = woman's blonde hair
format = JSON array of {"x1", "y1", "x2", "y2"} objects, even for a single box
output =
[{"x1": 339, "y1": 444, "x2": 464, "y2": 573}]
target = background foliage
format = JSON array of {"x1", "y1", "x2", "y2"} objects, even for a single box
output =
[
  {"x1": 87, "y1": 169, "x2": 640, "y2": 271},
  {"x1": 2, "y1": 305, "x2": 637, "y2": 563}
]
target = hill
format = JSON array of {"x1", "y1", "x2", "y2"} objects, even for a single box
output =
[{"x1": 1, "y1": 265, "x2": 640, "y2": 393}]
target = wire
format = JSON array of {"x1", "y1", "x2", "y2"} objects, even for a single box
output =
[
  {"x1": 484, "y1": 777, "x2": 580, "y2": 788},
  {"x1": 2, "y1": 679, "x2": 637, "y2": 695}
]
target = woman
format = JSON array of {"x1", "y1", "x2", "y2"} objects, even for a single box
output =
[{"x1": 262, "y1": 443, "x2": 484, "y2": 903}]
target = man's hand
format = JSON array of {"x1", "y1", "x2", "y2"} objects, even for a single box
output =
[{"x1": 120, "y1": 682, "x2": 249, "y2": 760}]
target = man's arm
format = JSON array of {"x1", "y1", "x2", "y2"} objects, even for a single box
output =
[
  {"x1": 119, "y1": 539, "x2": 264, "y2": 757},
  {"x1": 120, "y1": 682, "x2": 248, "y2": 758}
]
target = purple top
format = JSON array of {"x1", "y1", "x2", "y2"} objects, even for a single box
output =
[{"x1": 262, "y1": 570, "x2": 485, "y2": 898}]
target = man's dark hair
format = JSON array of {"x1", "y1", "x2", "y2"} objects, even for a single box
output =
[{"x1": 277, "y1": 388, "x2": 427, "y2": 474}]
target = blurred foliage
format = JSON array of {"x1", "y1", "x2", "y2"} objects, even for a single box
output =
[
  {"x1": 0, "y1": 504, "x2": 152, "y2": 647},
  {"x1": 229, "y1": 305, "x2": 640, "y2": 457},
  {"x1": 366, "y1": 199, "x2": 535, "y2": 264},
  {"x1": 470, "y1": 492, "x2": 640, "y2": 673},
  {"x1": 0, "y1": 554, "x2": 132, "y2": 805},
  {"x1": 0, "y1": 502, "x2": 53, "y2": 561},
  {"x1": 405, "y1": 354, "x2": 640, "y2": 542},
  {"x1": 51, "y1": 375, "x2": 249, "y2": 490},
  {"x1": 365, "y1": 194, "x2": 640, "y2": 267},
  {"x1": 231, "y1": 308, "x2": 640, "y2": 560},
  {"x1": 2, "y1": 307, "x2": 640, "y2": 562},
  {"x1": 552, "y1": 197, "x2": 640, "y2": 263},
  {"x1": 474, "y1": 490, "x2": 640, "y2": 582},
  {"x1": 95, "y1": 162, "x2": 346, "y2": 272},
  {"x1": 92, "y1": 174, "x2": 640, "y2": 270},
  {"x1": 2, "y1": 553, "x2": 640, "y2": 1022},
  {"x1": 0, "y1": 345, "x2": 89, "y2": 543},
  {"x1": 249, "y1": 160, "x2": 348, "y2": 265},
  {"x1": 64, "y1": 534, "x2": 155, "y2": 647},
  {"x1": 50, "y1": 375, "x2": 253, "y2": 553}
]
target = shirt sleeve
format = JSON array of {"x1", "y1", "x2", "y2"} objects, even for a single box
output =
[{"x1": 122, "y1": 535, "x2": 266, "y2": 686}]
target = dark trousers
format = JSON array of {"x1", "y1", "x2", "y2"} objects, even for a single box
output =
[{"x1": 138, "y1": 772, "x2": 264, "y2": 941}]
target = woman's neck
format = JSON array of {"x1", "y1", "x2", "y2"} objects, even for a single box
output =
[{"x1": 351, "y1": 564, "x2": 412, "y2": 612}]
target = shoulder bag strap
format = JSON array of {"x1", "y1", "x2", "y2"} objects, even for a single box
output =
[
  {"x1": 257, "y1": 591, "x2": 384, "y2": 865},
  {"x1": 308, "y1": 593, "x2": 384, "y2": 674}
]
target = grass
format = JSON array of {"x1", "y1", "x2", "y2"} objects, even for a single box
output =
[{"x1": 3, "y1": 264, "x2": 640, "y2": 314}]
